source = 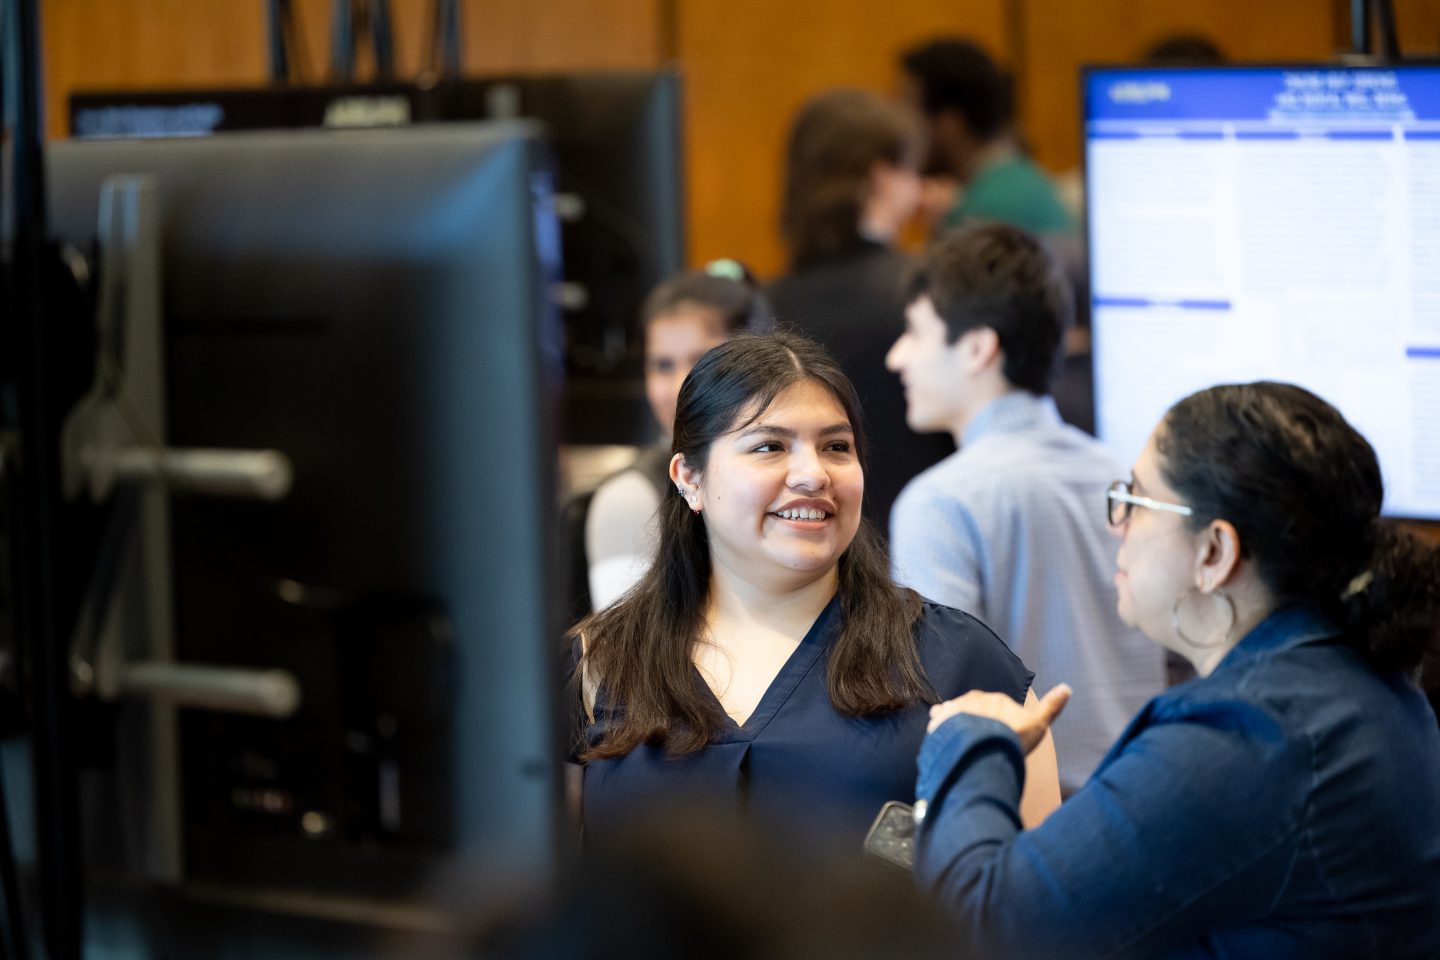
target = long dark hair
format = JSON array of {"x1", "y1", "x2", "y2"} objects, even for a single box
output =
[
  {"x1": 1158, "y1": 382, "x2": 1440, "y2": 673},
  {"x1": 574, "y1": 333, "x2": 931, "y2": 759},
  {"x1": 780, "y1": 89, "x2": 923, "y2": 270}
]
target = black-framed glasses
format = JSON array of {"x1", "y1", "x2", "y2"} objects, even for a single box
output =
[{"x1": 1106, "y1": 479, "x2": 1194, "y2": 527}]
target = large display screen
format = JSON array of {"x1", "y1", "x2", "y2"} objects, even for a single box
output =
[{"x1": 1084, "y1": 65, "x2": 1440, "y2": 520}]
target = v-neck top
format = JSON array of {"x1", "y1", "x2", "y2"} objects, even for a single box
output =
[{"x1": 572, "y1": 598, "x2": 1032, "y2": 848}]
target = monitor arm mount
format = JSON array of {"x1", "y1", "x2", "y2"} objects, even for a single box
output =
[
  {"x1": 61, "y1": 176, "x2": 303, "y2": 726},
  {"x1": 57, "y1": 178, "x2": 303, "y2": 883}
]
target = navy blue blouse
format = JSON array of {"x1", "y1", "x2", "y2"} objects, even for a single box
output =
[{"x1": 573, "y1": 597, "x2": 1032, "y2": 848}]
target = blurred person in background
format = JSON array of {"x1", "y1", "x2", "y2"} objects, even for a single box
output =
[
  {"x1": 458, "y1": 810, "x2": 966, "y2": 960},
  {"x1": 899, "y1": 38, "x2": 1074, "y2": 240},
  {"x1": 886, "y1": 224, "x2": 1163, "y2": 794},
  {"x1": 769, "y1": 88, "x2": 954, "y2": 534},
  {"x1": 899, "y1": 38, "x2": 1097, "y2": 436},
  {"x1": 568, "y1": 332, "x2": 1060, "y2": 851},
  {"x1": 582, "y1": 262, "x2": 771, "y2": 610},
  {"x1": 1145, "y1": 32, "x2": 1226, "y2": 64},
  {"x1": 916, "y1": 382, "x2": 1440, "y2": 958}
]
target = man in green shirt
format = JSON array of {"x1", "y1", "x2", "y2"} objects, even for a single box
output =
[{"x1": 900, "y1": 38, "x2": 1075, "y2": 238}]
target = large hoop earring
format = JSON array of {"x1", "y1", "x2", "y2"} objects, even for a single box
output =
[{"x1": 1171, "y1": 588, "x2": 1237, "y2": 649}]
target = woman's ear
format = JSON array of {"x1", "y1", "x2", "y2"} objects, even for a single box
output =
[
  {"x1": 1195, "y1": 519, "x2": 1243, "y2": 593},
  {"x1": 669, "y1": 453, "x2": 701, "y2": 502}
]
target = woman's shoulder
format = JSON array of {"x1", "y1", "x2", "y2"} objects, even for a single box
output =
[
  {"x1": 913, "y1": 600, "x2": 1034, "y2": 700},
  {"x1": 589, "y1": 465, "x2": 663, "y2": 527}
]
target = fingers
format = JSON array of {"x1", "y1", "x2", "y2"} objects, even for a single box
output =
[
  {"x1": 926, "y1": 685, "x2": 1073, "y2": 737},
  {"x1": 1035, "y1": 684, "x2": 1072, "y2": 727},
  {"x1": 927, "y1": 691, "x2": 997, "y2": 732},
  {"x1": 926, "y1": 699, "x2": 967, "y2": 733},
  {"x1": 929, "y1": 690, "x2": 1001, "y2": 717}
]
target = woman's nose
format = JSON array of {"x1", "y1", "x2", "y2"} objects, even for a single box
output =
[{"x1": 787, "y1": 445, "x2": 829, "y2": 491}]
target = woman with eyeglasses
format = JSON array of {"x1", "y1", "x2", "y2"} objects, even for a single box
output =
[{"x1": 913, "y1": 382, "x2": 1440, "y2": 958}]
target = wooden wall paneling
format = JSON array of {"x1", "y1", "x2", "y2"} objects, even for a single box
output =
[
  {"x1": 41, "y1": 0, "x2": 271, "y2": 139},
  {"x1": 1393, "y1": 0, "x2": 1440, "y2": 54},
  {"x1": 458, "y1": 0, "x2": 662, "y2": 72},
  {"x1": 1019, "y1": 0, "x2": 1340, "y2": 177},
  {"x1": 233, "y1": 1, "x2": 663, "y2": 84},
  {"x1": 280, "y1": 0, "x2": 665, "y2": 78},
  {"x1": 41, "y1": 0, "x2": 664, "y2": 141},
  {"x1": 676, "y1": 0, "x2": 1010, "y2": 276}
]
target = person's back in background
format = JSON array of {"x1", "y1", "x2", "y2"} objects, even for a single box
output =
[
  {"x1": 886, "y1": 223, "x2": 1164, "y2": 793},
  {"x1": 768, "y1": 88, "x2": 953, "y2": 534}
]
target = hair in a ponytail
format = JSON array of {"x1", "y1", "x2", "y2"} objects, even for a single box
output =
[{"x1": 1339, "y1": 520, "x2": 1440, "y2": 675}]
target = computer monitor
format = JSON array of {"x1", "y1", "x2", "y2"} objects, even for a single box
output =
[
  {"x1": 69, "y1": 71, "x2": 687, "y2": 445},
  {"x1": 1083, "y1": 64, "x2": 1440, "y2": 520},
  {"x1": 45, "y1": 123, "x2": 565, "y2": 912}
]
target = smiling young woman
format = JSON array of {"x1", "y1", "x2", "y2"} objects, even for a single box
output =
[{"x1": 567, "y1": 332, "x2": 1060, "y2": 849}]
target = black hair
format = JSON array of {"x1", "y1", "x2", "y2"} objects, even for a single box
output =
[
  {"x1": 905, "y1": 222, "x2": 1072, "y2": 395},
  {"x1": 900, "y1": 37, "x2": 1013, "y2": 140},
  {"x1": 573, "y1": 332, "x2": 931, "y2": 760},
  {"x1": 1144, "y1": 34, "x2": 1226, "y2": 64},
  {"x1": 1158, "y1": 382, "x2": 1440, "y2": 674},
  {"x1": 641, "y1": 260, "x2": 774, "y2": 336}
]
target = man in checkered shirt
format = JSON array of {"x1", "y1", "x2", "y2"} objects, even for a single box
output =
[{"x1": 886, "y1": 223, "x2": 1165, "y2": 794}]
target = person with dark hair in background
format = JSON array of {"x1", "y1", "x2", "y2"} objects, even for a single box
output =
[
  {"x1": 915, "y1": 382, "x2": 1440, "y2": 958},
  {"x1": 899, "y1": 38, "x2": 1073, "y2": 239},
  {"x1": 584, "y1": 261, "x2": 771, "y2": 609},
  {"x1": 568, "y1": 332, "x2": 1061, "y2": 850},
  {"x1": 768, "y1": 89, "x2": 954, "y2": 533},
  {"x1": 1144, "y1": 33, "x2": 1226, "y2": 64},
  {"x1": 886, "y1": 223, "x2": 1162, "y2": 794}
]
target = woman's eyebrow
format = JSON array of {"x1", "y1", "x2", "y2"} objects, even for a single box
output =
[
  {"x1": 738, "y1": 423, "x2": 793, "y2": 438},
  {"x1": 738, "y1": 422, "x2": 853, "y2": 438}
]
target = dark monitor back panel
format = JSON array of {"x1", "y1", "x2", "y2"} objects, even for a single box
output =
[
  {"x1": 46, "y1": 123, "x2": 565, "y2": 903},
  {"x1": 70, "y1": 72, "x2": 688, "y2": 445}
]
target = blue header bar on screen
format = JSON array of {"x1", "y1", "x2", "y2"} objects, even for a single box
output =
[{"x1": 1085, "y1": 67, "x2": 1440, "y2": 125}]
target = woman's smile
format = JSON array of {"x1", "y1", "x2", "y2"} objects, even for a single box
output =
[{"x1": 769, "y1": 497, "x2": 836, "y2": 528}]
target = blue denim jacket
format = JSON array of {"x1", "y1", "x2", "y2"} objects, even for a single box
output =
[{"x1": 914, "y1": 606, "x2": 1440, "y2": 959}]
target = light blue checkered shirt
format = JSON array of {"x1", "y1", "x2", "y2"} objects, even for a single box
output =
[{"x1": 890, "y1": 392, "x2": 1166, "y2": 793}]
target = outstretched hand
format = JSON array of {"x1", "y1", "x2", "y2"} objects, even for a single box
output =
[{"x1": 927, "y1": 684, "x2": 1073, "y2": 755}]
